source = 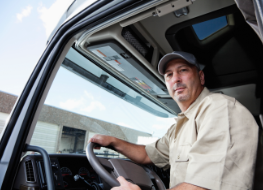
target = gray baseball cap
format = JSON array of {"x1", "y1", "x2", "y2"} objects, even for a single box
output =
[{"x1": 158, "y1": 51, "x2": 205, "y2": 75}]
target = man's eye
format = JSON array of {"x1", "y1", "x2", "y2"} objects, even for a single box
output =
[
  {"x1": 180, "y1": 69, "x2": 187, "y2": 72},
  {"x1": 165, "y1": 73, "x2": 172, "y2": 79}
]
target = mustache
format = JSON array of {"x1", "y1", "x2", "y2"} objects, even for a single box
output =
[{"x1": 173, "y1": 83, "x2": 187, "y2": 90}]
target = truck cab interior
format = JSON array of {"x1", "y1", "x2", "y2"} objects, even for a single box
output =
[{"x1": 1, "y1": 0, "x2": 263, "y2": 190}]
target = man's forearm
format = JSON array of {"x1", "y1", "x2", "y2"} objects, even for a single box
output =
[
  {"x1": 111, "y1": 137, "x2": 152, "y2": 164},
  {"x1": 89, "y1": 134, "x2": 152, "y2": 165}
]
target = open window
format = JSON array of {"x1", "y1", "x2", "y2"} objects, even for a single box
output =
[{"x1": 192, "y1": 16, "x2": 228, "y2": 40}]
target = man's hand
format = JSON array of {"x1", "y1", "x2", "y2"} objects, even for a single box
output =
[
  {"x1": 88, "y1": 134, "x2": 115, "y2": 149},
  {"x1": 110, "y1": 178, "x2": 207, "y2": 190},
  {"x1": 172, "y1": 183, "x2": 207, "y2": 190},
  {"x1": 88, "y1": 134, "x2": 152, "y2": 165},
  {"x1": 111, "y1": 176, "x2": 141, "y2": 190}
]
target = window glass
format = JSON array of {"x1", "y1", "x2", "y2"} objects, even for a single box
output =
[
  {"x1": 192, "y1": 16, "x2": 228, "y2": 40},
  {"x1": 29, "y1": 47, "x2": 176, "y2": 157}
]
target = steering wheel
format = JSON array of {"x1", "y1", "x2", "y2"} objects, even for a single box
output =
[{"x1": 86, "y1": 142, "x2": 166, "y2": 190}]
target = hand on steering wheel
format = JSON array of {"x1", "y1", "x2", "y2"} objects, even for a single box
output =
[{"x1": 112, "y1": 176, "x2": 141, "y2": 190}]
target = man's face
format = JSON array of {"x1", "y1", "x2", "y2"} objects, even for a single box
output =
[{"x1": 164, "y1": 59, "x2": 204, "y2": 105}]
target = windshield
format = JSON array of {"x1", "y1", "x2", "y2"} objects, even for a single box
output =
[{"x1": 30, "y1": 47, "x2": 176, "y2": 157}]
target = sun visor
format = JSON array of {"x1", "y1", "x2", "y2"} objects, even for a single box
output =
[{"x1": 87, "y1": 41, "x2": 169, "y2": 97}]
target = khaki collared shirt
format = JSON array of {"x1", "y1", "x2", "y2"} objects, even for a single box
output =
[{"x1": 145, "y1": 87, "x2": 258, "y2": 190}]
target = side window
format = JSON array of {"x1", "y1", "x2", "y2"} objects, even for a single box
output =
[{"x1": 29, "y1": 47, "x2": 175, "y2": 157}]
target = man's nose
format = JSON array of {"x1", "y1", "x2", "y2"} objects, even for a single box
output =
[{"x1": 171, "y1": 72, "x2": 181, "y2": 83}]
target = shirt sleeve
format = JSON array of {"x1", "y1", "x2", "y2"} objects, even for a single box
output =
[
  {"x1": 184, "y1": 95, "x2": 258, "y2": 190},
  {"x1": 145, "y1": 124, "x2": 175, "y2": 170}
]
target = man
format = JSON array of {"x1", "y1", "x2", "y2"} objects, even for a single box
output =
[{"x1": 89, "y1": 51, "x2": 258, "y2": 190}]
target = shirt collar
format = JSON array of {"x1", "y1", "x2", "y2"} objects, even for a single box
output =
[{"x1": 177, "y1": 87, "x2": 210, "y2": 119}]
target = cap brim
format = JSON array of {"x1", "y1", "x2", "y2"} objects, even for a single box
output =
[
  {"x1": 158, "y1": 53, "x2": 190, "y2": 75},
  {"x1": 158, "y1": 53, "x2": 205, "y2": 75}
]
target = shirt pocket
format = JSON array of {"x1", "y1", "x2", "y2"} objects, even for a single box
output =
[{"x1": 175, "y1": 143, "x2": 191, "y2": 162}]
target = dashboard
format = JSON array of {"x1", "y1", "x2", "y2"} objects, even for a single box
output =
[
  {"x1": 13, "y1": 154, "x2": 170, "y2": 190},
  {"x1": 58, "y1": 156, "x2": 101, "y2": 189}
]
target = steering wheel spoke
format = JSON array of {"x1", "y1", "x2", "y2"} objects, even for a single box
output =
[{"x1": 87, "y1": 142, "x2": 166, "y2": 190}]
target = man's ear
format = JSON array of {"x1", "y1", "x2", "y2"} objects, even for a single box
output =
[{"x1": 199, "y1": 70, "x2": 205, "y2": 85}]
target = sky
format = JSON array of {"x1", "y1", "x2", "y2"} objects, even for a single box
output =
[
  {"x1": 0, "y1": 0, "x2": 176, "y2": 139},
  {"x1": 192, "y1": 16, "x2": 228, "y2": 40},
  {"x1": 0, "y1": 0, "x2": 74, "y2": 95}
]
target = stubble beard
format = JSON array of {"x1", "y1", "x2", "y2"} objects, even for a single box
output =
[
  {"x1": 175, "y1": 93, "x2": 190, "y2": 102},
  {"x1": 172, "y1": 83, "x2": 190, "y2": 102}
]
